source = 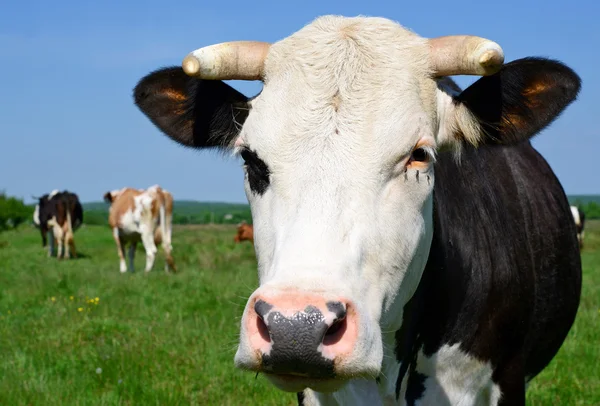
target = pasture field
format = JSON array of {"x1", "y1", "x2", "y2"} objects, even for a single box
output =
[{"x1": 0, "y1": 222, "x2": 598, "y2": 405}]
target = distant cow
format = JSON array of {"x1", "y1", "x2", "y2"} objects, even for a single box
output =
[
  {"x1": 34, "y1": 190, "x2": 83, "y2": 259},
  {"x1": 234, "y1": 221, "x2": 254, "y2": 244},
  {"x1": 104, "y1": 185, "x2": 176, "y2": 273},
  {"x1": 571, "y1": 206, "x2": 586, "y2": 248}
]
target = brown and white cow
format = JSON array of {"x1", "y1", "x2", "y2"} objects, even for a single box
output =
[
  {"x1": 234, "y1": 221, "x2": 254, "y2": 244},
  {"x1": 104, "y1": 185, "x2": 176, "y2": 273},
  {"x1": 133, "y1": 16, "x2": 582, "y2": 406}
]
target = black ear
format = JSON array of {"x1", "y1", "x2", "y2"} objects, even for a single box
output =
[
  {"x1": 133, "y1": 67, "x2": 249, "y2": 149},
  {"x1": 103, "y1": 192, "x2": 113, "y2": 204},
  {"x1": 455, "y1": 57, "x2": 581, "y2": 144}
]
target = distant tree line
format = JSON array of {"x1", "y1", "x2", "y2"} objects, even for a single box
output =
[
  {"x1": 1, "y1": 191, "x2": 598, "y2": 234},
  {"x1": 571, "y1": 201, "x2": 600, "y2": 219},
  {"x1": 0, "y1": 192, "x2": 34, "y2": 231},
  {"x1": 80, "y1": 201, "x2": 253, "y2": 226},
  {"x1": 82, "y1": 209, "x2": 252, "y2": 226}
]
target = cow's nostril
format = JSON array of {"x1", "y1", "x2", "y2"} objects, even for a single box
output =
[
  {"x1": 256, "y1": 314, "x2": 271, "y2": 343},
  {"x1": 323, "y1": 317, "x2": 347, "y2": 346},
  {"x1": 254, "y1": 299, "x2": 273, "y2": 318}
]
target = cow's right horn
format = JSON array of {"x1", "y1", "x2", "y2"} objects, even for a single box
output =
[
  {"x1": 182, "y1": 41, "x2": 271, "y2": 81},
  {"x1": 428, "y1": 35, "x2": 504, "y2": 77}
]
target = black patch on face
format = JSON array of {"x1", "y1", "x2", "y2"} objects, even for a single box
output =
[{"x1": 241, "y1": 148, "x2": 270, "y2": 195}]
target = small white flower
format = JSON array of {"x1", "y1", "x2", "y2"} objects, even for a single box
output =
[{"x1": 96, "y1": 368, "x2": 102, "y2": 374}]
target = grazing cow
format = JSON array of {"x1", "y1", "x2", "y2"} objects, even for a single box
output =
[
  {"x1": 234, "y1": 221, "x2": 254, "y2": 244},
  {"x1": 570, "y1": 206, "x2": 586, "y2": 248},
  {"x1": 34, "y1": 190, "x2": 83, "y2": 258},
  {"x1": 133, "y1": 16, "x2": 582, "y2": 405},
  {"x1": 104, "y1": 185, "x2": 176, "y2": 273}
]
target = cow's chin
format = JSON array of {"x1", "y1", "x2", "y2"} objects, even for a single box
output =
[{"x1": 264, "y1": 373, "x2": 347, "y2": 393}]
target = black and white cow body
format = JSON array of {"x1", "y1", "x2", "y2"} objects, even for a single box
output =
[
  {"x1": 570, "y1": 206, "x2": 586, "y2": 248},
  {"x1": 394, "y1": 143, "x2": 581, "y2": 405},
  {"x1": 133, "y1": 16, "x2": 582, "y2": 406},
  {"x1": 34, "y1": 190, "x2": 83, "y2": 258}
]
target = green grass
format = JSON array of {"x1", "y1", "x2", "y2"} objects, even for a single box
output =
[
  {"x1": 0, "y1": 223, "x2": 598, "y2": 405},
  {"x1": 0, "y1": 224, "x2": 295, "y2": 405}
]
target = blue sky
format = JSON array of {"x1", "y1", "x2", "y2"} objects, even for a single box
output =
[{"x1": 1, "y1": 0, "x2": 597, "y2": 204}]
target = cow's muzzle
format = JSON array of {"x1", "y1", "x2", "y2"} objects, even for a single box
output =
[{"x1": 236, "y1": 290, "x2": 360, "y2": 392}]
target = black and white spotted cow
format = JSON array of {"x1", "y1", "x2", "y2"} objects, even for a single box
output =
[
  {"x1": 34, "y1": 190, "x2": 83, "y2": 258},
  {"x1": 133, "y1": 16, "x2": 582, "y2": 406},
  {"x1": 570, "y1": 206, "x2": 586, "y2": 248}
]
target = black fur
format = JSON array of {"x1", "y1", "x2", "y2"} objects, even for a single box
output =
[
  {"x1": 35, "y1": 191, "x2": 83, "y2": 253},
  {"x1": 455, "y1": 58, "x2": 581, "y2": 144},
  {"x1": 133, "y1": 67, "x2": 249, "y2": 149},
  {"x1": 396, "y1": 143, "x2": 582, "y2": 404},
  {"x1": 394, "y1": 57, "x2": 581, "y2": 405},
  {"x1": 297, "y1": 391, "x2": 305, "y2": 405}
]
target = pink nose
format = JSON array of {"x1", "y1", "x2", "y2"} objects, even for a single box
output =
[{"x1": 245, "y1": 292, "x2": 358, "y2": 378}]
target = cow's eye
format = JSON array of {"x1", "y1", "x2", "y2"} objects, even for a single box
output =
[
  {"x1": 410, "y1": 147, "x2": 429, "y2": 163},
  {"x1": 240, "y1": 148, "x2": 271, "y2": 195}
]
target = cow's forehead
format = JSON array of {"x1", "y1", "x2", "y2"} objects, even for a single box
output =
[
  {"x1": 247, "y1": 16, "x2": 439, "y2": 158},
  {"x1": 263, "y1": 16, "x2": 434, "y2": 94}
]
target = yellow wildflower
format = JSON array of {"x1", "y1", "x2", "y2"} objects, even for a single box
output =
[
  {"x1": 70, "y1": 296, "x2": 74, "y2": 301},
  {"x1": 77, "y1": 307, "x2": 83, "y2": 312},
  {"x1": 51, "y1": 297, "x2": 56, "y2": 302}
]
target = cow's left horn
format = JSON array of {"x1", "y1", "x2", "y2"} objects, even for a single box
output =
[
  {"x1": 427, "y1": 35, "x2": 504, "y2": 76},
  {"x1": 182, "y1": 41, "x2": 271, "y2": 81}
]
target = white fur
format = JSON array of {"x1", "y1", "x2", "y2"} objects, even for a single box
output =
[
  {"x1": 111, "y1": 187, "x2": 173, "y2": 273},
  {"x1": 570, "y1": 206, "x2": 580, "y2": 226},
  {"x1": 410, "y1": 344, "x2": 502, "y2": 406},
  {"x1": 33, "y1": 204, "x2": 40, "y2": 226},
  {"x1": 223, "y1": 16, "x2": 489, "y2": 404}
]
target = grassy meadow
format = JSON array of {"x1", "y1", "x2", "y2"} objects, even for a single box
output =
[{"x1": 0, "y1": 222, "x2": 598, "y2": 405}]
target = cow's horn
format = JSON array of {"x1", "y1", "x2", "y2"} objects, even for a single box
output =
[
  {"x1": 182, "y1": 41, "x2": 271, "y2": 81},
  {"x1": 428, "y1": 35, "x2": 504, "y2": 76}
]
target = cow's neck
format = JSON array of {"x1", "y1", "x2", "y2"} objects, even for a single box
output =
[{"x1": 304, "y1": 322, "x2": 410, "y2": 405}]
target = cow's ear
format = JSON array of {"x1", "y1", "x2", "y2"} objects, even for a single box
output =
[
  {"x1": 103, "y1": 192, "x2": 113, "y2": 204},
  {"x1": 440, "y1": 58, "x2": 580, "y2": 147},
  {"x1": 134, "y1": 67, "x2": 249, "y2": 149}
]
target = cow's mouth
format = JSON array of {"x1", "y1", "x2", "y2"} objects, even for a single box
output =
[{"x1": 264, "y1": 373, "x2": 346, "y2": 393}]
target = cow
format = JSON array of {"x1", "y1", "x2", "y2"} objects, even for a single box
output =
[
  {"x1": 33, "y1": 189, "x2": 59, "y2": 247},
  {"x1": 103, "y1": 185, "x2": 176, "y2": 273},
  {"x1": 234, "y1": 221, "x2": 254, "y2": 244},
  {"x1": 133, "y1": 16, "x2": 582, "y2": 406},
  {"x1": 34, "y1": 190, "x2": 83, "y2": 259},
  {"x1": 570, "y1": 206, "x2": 586, "y2": 248}
]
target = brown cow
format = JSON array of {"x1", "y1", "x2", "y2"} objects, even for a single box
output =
[
  {"x1": 103, "y1": 185, "x2": 175, "y2": 273},
  {"x1": 234, "y1": 221, "x2": 254, "y2": 244}
]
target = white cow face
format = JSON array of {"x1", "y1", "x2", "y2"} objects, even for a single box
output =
[
  {"x1": 134, "y1": 15, "x2": 580, "y2": 393},
  {"x1": 229, "y1": 17, "x2": 441, "y2": 388}
]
